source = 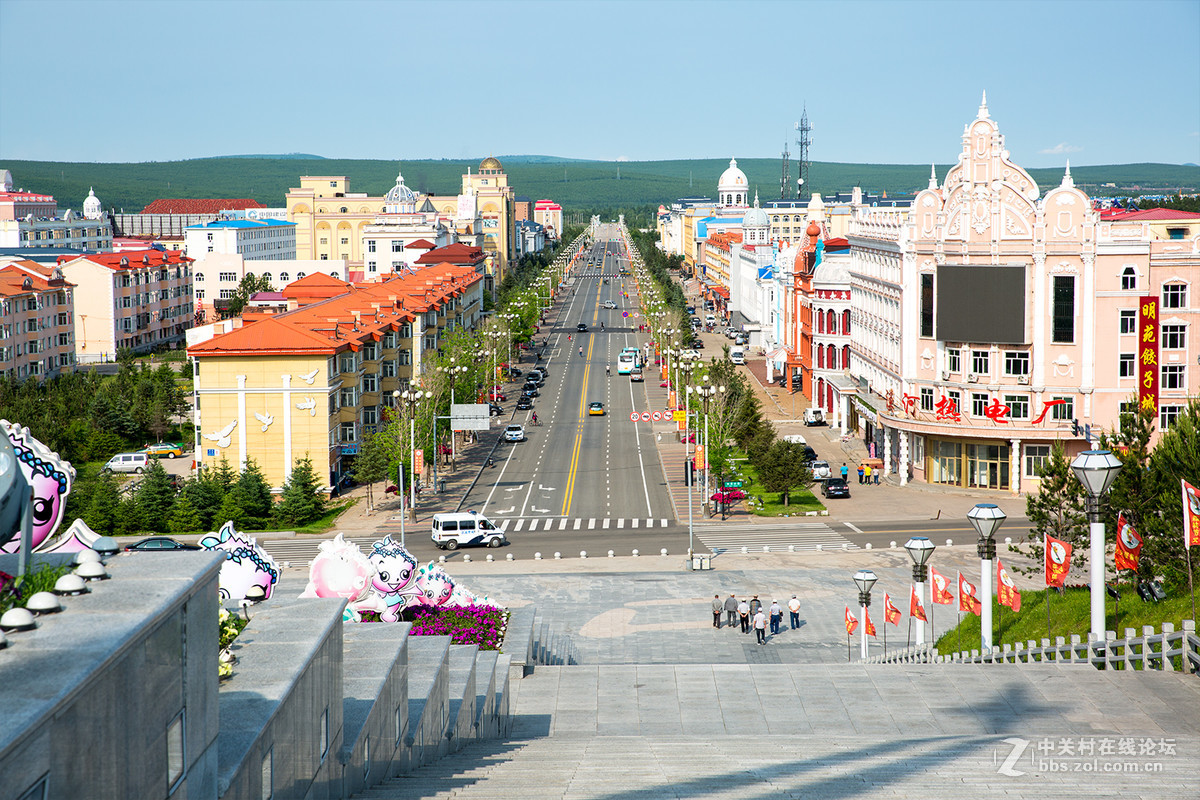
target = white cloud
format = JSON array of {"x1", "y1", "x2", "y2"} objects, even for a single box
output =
[
  {"x1": 1039, "y1": 142, "x2": 1083, "y2": 155},
  {"x1": 616, "y1": 155, "x2": 630, "y2": 162}
]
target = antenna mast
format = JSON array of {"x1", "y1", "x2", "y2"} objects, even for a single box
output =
[
  {"x1": 780, "y1": 139, "x2": 790, "y2": 200},
  {"x1": 794, "y1": 106, "x2": 812, "y2": 201}
]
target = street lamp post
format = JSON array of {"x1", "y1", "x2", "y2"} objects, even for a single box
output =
[
  {"x1": 904, "y1": 537, "x2": 936, "y2": 646},
  {"x1": 1071, "y1": 450, "x2": 1123, "y2": 641},
  {"x1": 394, "y1": 388, "x2": 426, "y2": 522},
  {"x1": 694, "y1": 381, "x2": 725, "y2": 517},
  {"x1": 967, "y1": 503, "x2": 1007, "y2": 652},
  {"x1": 853, "y1": 569, "x2": 877, "y2": 660}
]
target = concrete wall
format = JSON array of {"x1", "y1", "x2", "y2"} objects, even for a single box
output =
[
  {"x1": 0, "y1": 551, "x2": 223, "y2": 800},
  {"x1": 402, "y1": 637, "x2": 451, "y2": 773},
  {"x1": 338, "y1": 622, "x2": 412, "y2": 796}
]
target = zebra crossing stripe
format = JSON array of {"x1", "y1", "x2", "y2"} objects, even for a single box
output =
[
  {"x1": 559, "y1": 518, "x2": 568, "y2": 531},
  {"x1": 528, "y1": 519, "x2": 538, "y2": 531},
  {"x1": 602, "y1": 518, "x2": 610, "y2": 529},
  {"x1": 588, "y1": 518, "x2": 596, "y2": 530},
  {"x1": 514, "y1": 519, "x2": 525, "y2": 532},
  {"x1": 645, "y1": 518, "x2": 653, "y2": 528},
  {"x1": 499, "y1": 520, "x2": 510, "y2": 532},
  {"x1": 661, "y1": 519, "x2": 668, "y2": 527},
  {"x1": 617, "y1": 518, "x2": 625, "y2": 529},
  {"x1": 631, "y1": 518, "x2": 638, "y2": 528},
  {"x1": 573, "y1": 518, "x2": 582, "y2": 530}
]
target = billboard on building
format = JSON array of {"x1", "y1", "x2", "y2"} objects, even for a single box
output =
[{"x1": 935, "y1": 264, "x2": 1026, "y2": 344}]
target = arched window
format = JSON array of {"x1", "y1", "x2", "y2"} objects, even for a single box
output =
[
  {"x1": 817, "y1": 309, "x2": 825, "y2": 334},
  {"x1": 339, "y1": 207, "x2": 348, "y2": 213},
  {"x1": 843, "y1": 309, "x2": 851, "y2": 334},
  {"x1": 261, "y1": 272, "x2": 272, "y2": 283},
  {"x1": 827, "y1": 344, "x2": 837, "y2": 369},
  {"x1": 279, "y1": 272, "x2": 289, "y2": 282},
  {"x1": 817, "y1": 346, "x2": 824, "y2": 368},
  {"x1": 817, "y1": 378, "x2": 825, "y2": 407},
  {"x1": 297, "y1": 272, "x2": 306, "y2": 279},
  {"x1": 827, "y1": 309, "x2": 837, "y2": 334},
  {"x1": 1121, "y1": 266, "x2": 1137, "y2": 291},
  {"x1": 843, "y1": 345, "x2": 851, "y2": 368},
  {"x1": 195, "y1": 272, "x2": 204, "y2": 282}
]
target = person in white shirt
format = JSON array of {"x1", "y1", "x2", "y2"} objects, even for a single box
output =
[
  {"x1": 753, "y1": 609, "x2": 767, "y2": 644},
  {"x1": 768, "y1": 600, "x2": 783, "y2": 635},
  {"x1": 737, "y1": 599, "x2": 751, "y2": 634},
  {"x1": 788, "y1": 595, "x2": 801, "y2": 630}
]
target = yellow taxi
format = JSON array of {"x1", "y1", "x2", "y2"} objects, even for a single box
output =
[{"x1": 588, "y1": 402, "x2": 605, "y2": 416}]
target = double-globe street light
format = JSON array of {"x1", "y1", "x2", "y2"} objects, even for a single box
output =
[
  {"x1": 904, "y1": 537, "x2": 936, "y2": 647},
  {"x1": 690, "y1": 380, "x2": 725, "y2": 518},
  {"x1": 853, "y1": 569, "x2": 878, "y2": 660},
  {"x1": 967, "y1": 502, "x2": 1007, "y2": 652},
  {"x1": 393, "y1": 388, "x2": 427, "y2": 523},
  {"x1": 1070, "y1": 450, "x2": 1123, "y2": 641}
]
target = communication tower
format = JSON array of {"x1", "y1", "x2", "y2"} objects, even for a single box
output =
[
  {"x1": 794, "y1": 106, "x2": 812, "y2": 201},
  {"x1": 780, "y1": 140, "x2": 791, "y2": 200}
]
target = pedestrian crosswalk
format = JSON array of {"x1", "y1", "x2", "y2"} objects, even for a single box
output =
[
  {"x1": 690, "y1": 521, "x2": 860, "y2": 553},
  {"x1": 497, "y1": 517, "x2": 672, "y2": 533},
  {"x1": 259, "y1": 534, "x2": 383, "y2": 566}
]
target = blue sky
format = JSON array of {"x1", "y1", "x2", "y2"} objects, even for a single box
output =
[{"x1": 2, "y1": 0, "x2": 1197, "y2": 167}]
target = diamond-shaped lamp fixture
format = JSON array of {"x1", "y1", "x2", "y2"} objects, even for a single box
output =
[
  {"x1": 1070, "y1": 450, "x2": 1123, "y2": 498},
  {"x1": 904, "y1": 537, "x2": 936, "y2": 567},
  {"x1": 967, "y1": 503, "x2": 1007, "y2": 541},
  {"x1": 852, "y1": 569, "x2": 878, "y2": 595}
]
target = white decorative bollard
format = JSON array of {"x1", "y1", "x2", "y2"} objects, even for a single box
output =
[
  {"x1": 608, "y1": 550, "x2": 614, "y2": 558},
  {"x1": 660, "y1": 548, "x2": 668, "y2": 556},
  {"x1": 554, "y1": 552, "x2": 562, "y2": 560},
  {"x1": 946, "y1": 539, "x2": 953, "y2": 546},
  {"x1": 632, "y1": 549, "x2": 639, "y2": 557},
  {"x1": 486, "y1": 554, "x2": 493, "y2": 562},
  {"x1": 788, "y1": 545, "x2": 795, "y2": 553},
  {"x1": 890, "y1": 541, "x2": 897, "y2": 549},
  {"x1": 842, "y1": 543, "x2": 849, "y2": 551},
  {"x1": 438, "y1": 555, "x2": 446, "y2": 564},
  {"x1": 463, "y1": 554, "x2": 471, "y2": 563},
  {"x1": 506, "y1": 553, "x2": 514, "y2": 561},
  {"x1": 741, "y1": 546, "x2": 748, "y2": 554},
  {"x1": 1004, "y1": 536, "x2": 1012, "y2": 544},
  {"x1": 763, "y1": 545, "x2": 770, "y2": 553},
  {"x1": 535, "y1": 552, "x2": 542, "y2": 560},
  {"x1": 816, "y1": 544, "x2": 823, "y2": 551},
  {"x1": 865, "y1": 543, "x2": 872, "y2": 550},
  {"x1": 580, "y1": 550, "x2": 587, "y2": 559}
]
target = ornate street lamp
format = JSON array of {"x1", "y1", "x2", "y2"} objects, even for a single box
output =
[
  {"x1": 967, "y1": 503, "x2": 1007, "y2": 652},
  {"x1": 853, "y1": 569, "x2": 878, "y2": 659},
  {"x1": 904, "y1": 537, "x2": 936, "y2": 646},
  {"x1": 1071, "y1": 450, "x2": 1123, "y2": 640}
]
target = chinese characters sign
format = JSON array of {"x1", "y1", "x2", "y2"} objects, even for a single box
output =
[{"x1": 1139, "y1": 296, "x2": 1158, "y2": 415}]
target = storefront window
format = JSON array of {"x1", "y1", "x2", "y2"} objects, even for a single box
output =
[{"x1": 928, "y1": 439, "x2": 1010, "y2": 490}]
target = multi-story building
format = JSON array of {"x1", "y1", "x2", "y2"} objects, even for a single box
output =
[
  {"x1": 113, "y1": 198, "x2": 266, "y2": 238},
  {"x1": 186, "y1": 264, "x2": 485, "y2": 489},
  {"x1": 191, "y1": 256, "x2": 347, "y2": 323},
  {"x1": 515, "y1": 219, "x2": 547, "y2": 257},
  {"x1": 533, "y1": 199, "x2": 562, "y2": 240},
  {"x1": 809, "y1": 239, "x2": 854, "y2": 430},
  {"x1": 432, "y1": 158, "x2": 515, "y2": 280},
  {"x1": 0, "y1": 171, "x2": 113, "y2": 252},
  {"x1": 58, "y1": 249, "x2": 194, "y2": 361},
  {"x1": 360, "y1": 172, "x2": 452, "y2": 282},
  {"x1": 184, "y1": 218, "x2": 297, "y2": 261},
  {"x1": 846, "y1": 97, "x2": 1200, "y2": 494},
  {"x1": 0, "y1": 260, "x2": 76, "y2": 380}
]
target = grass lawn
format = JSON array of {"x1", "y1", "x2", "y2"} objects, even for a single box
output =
[
  {"x1": 934, "y1": 583, "x2": 1198, "y2": 669},
  {"x1": 724, "y1": 452, "x2": 825, "y2": 517}
]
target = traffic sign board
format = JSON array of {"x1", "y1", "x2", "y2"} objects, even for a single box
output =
[
  {"x1": 629, "y1": 412, "x2": 639, "y2": 422},
  {"x1": 651, "y1": 411, "x2": 662, "y2": 421},
  {"x1": 723, "y1": 481, "x2": 743, "y2": 488},
  {"x1": 640, "y1": 412, "x2": 651, "y2": 421}
]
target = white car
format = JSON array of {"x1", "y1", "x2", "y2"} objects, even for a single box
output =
[
  {"x1": 809, "y1": 460, "x2": 831, "y2": 481},
  {"x1": 504, "y1": 424, "x2": 526, "y2": 442},
  {"x1": 601, "y1": 300, "x2": 617, "y2": 309}
]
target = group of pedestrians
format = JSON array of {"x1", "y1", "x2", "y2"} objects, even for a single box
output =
[
  {"x1": 852, "y1": 462, "x2": 881, "y2": 485},
  {"x1": 712, "y1": 593, "x2": 802, "y2": 645}
]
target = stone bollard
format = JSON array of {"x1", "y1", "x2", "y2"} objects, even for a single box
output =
[
  {"x1": 890, "y1": 541, "x2": 896, "y2": 549},
  {"x1": 486, "y1": 554, "x2": 493, "y2": 562},
  {"x1": 463, "y1": 554, "x2": 471, "y2": 563},
  {"x1": 741, "y1": 546, "x2": 748, "y2": 554},
  {"x1": 554, "y1": 552, "x2": 561, "y2": 560},
  {"x1": 535, "y1": 552, "x2": 542, "y2": 560},
  {"x1": 660, "y1": 548, "x2": 668, "y2": 556},
  {"x1": 788, "y1": 545, "x2": 795, "y2": 553},
  {"x1": 841, "y1": 543, "x2": 849, "y2": 551},
  {"x1": 580, "y1": 550, "x2": 587, "y2": 559},
  {"x1": 506, "y1": 553, "x2": 514, "y2": 561},
  {"x1": 632, "y1": 549, "x2": 639, "y2": 557},
  {"x1": 1004, "y1": 536, "x2": 1012, "y2": 544},
  {"x1": 946, "y1": 539, "x2": 953, "y2": 546},
  {"x1": 438, "y1": 555, "x2": 446, "y2": 564},
  {"x1": 608, "y1": 550, "x2": 614, "y2": 558},
  {"x1": 763, "y1": 546, "x2": 770, "y2": 553},
  {"x1": 815, "y1": 544, "x2": 822, "y2": 552},
  {"x1": 865, "y1": 543, "x2": 872, "y2": 550}
]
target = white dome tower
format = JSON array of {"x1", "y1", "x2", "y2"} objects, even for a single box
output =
[
  {"x1": 384, "y1": 168, "x2": 418, "y2": 213},
  {"x1": 83, "y1": 187, "x2": 103, "y2": 220},
  {"x1": 718, "y1": 157, "x2": 748, "y2": 207},
  {"x1": 742, "y1": 192, "x2": 769, "y2": 245}
]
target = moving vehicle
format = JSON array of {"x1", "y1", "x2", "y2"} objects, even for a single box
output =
[
  {"x1": 629, "y1": 367, "x2": 644, "y2": 382},
  {"x1": 488, "y1": 403, "x2": 503, "y2": 417},
  {"x1": 822, "y1": 478, "x2": 850, "y2": 499},
  {"x1": 601, "y1": 300, "x2": 617, "y2": 309},
  {"x1": 142, "y1": 442, "x2": 184, "y2": 459},
  {"x1": 577, "y1": 323, "x2": 588, "y2": 332},
  {"x1": 809, "y1": 460, "x2": 831, "y2": 481},
  {"x1": 124, "y1": 537, "x2": 201, "y2": 552},
  {"x1": 521, "y1": 384, "x2": 539, "y2": 397},
  {"x1": 588, "y1": 402, "x2": 605, "y2": 416},
  {"x1": 504, "y1": 424, "x2": 526, "y2": 442},
  {"x1": 617, "y1": 350, "x2": 637, "y2": 375},
  {"x1": 103, "y1": 452, "x2": 149, "y2": 474},
  {"x1": 705, "y1": 314, "x2": 717, "y2": 326},
  {"x1": 431, "y1": 512, "x2": 506, "y2": 551},
  {"x1": 730, "y1": 347, "x2": 745, "y2": 365},
  {"x1": 516, "y1": 396, "x2": 533, "y2": 410}
]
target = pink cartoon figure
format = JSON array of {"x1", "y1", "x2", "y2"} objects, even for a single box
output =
[
  {"x1": 359, "y1": 535, "x2": 419, "y2": 622},
  {"x1": 1, "y1": 420, "x2": 75, "y2": 553},
  {"x1": 300, "y1": 533, "x2": 375, "y2": 621},
  {"x1": 411, "y1": 562, "x2": 456, "y2": 608},
  {"x1": 200, "y1": 521, "x2": 280, "y2": 602}
]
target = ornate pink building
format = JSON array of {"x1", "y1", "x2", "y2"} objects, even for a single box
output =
[{"x1": 848, "y1": 96, "x2": 1199, "y2": 494}]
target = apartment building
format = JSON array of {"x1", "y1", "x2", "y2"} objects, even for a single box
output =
[
  {"x1": 0, "y1": 260, "x2": 76, "y2": 380},
  {"x1": 0, "y1": 171, "x2": 112, "y2": 252},
  {"x1": 186, "y1": 264, "x2": 485, "y2": 489},
  {"x1": 58, "y1": 249, "x2": 194, "y2": 362}
]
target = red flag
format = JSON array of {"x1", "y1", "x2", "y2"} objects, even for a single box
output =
[
  {"x1": 865, "y1": 607, "x2": 876, "y2": 637},
  {"x1": 844, "y1": 606, "x2": 859, "y2": 635},
  {"x1": 997, "y1": 560, "x2": 1021, "y2": 612},
  {"x1": 1114, "y1": 514, "x2": 1142, "y2": 572},
  {"x1": 957, "y1": 572, "x2": 982, "y2": 616},
  {"x1": 930, "y1": 567, "x2": 954, "y2": 604},
  {"x1": 909, "y1": 584, "x2": 927, "y2": 622},
  {"x1": 1183, "y1": 479, "x2": 1200, "y2": 548},
  {"x1": 883, "y1": 593, "x2": 901, "y2": 625},
  {"x1": 1045, "y1": 533, "x2": 1073, "y2": 587}
]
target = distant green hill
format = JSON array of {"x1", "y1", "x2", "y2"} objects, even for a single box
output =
[{"x1": 4, "y1": 156, "x2": 1195, "y2": 215}]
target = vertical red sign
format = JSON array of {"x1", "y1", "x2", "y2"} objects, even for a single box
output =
[{"x1": 1138, "y1": 296, "x2": 1159, "y2": 416}]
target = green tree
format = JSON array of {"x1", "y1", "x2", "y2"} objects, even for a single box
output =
[
  {"x1": 1099, "y1": 401, "x2": 1157, "y2": 579},
  {"x1": 215, "y1": 492, "x2": 246, "y2": 530},
  {"x1": 755, "y1": 440, "x2": 813, "y2": 506},
  {"x1": 1145, "y1": 401, "x2": 1200, "y2": 589},
  {"x1": 1013, "y1": 441, "x2": 1086, "y2": 574},
  {"x1": 116, "y1": 494, "x2": 145, "y2": 537},
  {"x1": 355, "y1": 429, "x2": 397, "y2": 511},
  {"x1": 274, "y1": 457, "x2": 326, "y2": 527},
  {"x1": 182, "y1": 474, "x2": 224, "y2": 531},
  {"x1": 225, "y1": 273, "x2": 275, "y2": 316},
  {"x1": 136, "y1": 460, "x2": 177, "y2": 533},
  {"x1": 230, "y1": 459, "x2": 273, "y2": 524},
  {"x1": 84, "y1": 472, "x2": 122, "y2": 535},
  {"x1": 209, "y1": 457, "x2": 238, "y2": 498},
  {"x1": 167, "y1": 491, "x2": 204, "y2": 533}
]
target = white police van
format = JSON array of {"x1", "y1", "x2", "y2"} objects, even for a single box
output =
[{"x1": 431, "y1": 511, "x2": 506, "y2": 550}]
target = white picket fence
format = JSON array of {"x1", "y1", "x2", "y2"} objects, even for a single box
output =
[{"x1": 866, "y1": 619, "x2": 1200, "y2": 674}]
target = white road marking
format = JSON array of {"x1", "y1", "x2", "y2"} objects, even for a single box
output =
[
  {"x1": 844, "y1": 522, "x2": 864, "y2": 534},
  {"x1": 573, "y1": 518, "x2": 582, "y2": 530},
  {"x1": 588, "y1": 518, "x2": 596, "y2": 529}
]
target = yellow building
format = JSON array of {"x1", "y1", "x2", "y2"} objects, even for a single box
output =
[
  {"x1": 430, "y1": 157, "x2": 515, "y2": 284},
  {"x1": 187, "y1": 264, "x2": 485, "y2": 489},
  {"x1": 285, "y1": 176, "x2": 385, "y2": 267}
]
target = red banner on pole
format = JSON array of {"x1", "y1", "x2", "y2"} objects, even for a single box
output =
[
  {"x1": 997, "y1": 560, "x2": 1022, "y2": 612},
  {"x1": 930, "y1": 567, "x2": 955, "y2": 604},
  {"x1": 884, "y1": 593, "x2": 901, "y2": 625},
  {"x1": 844, "y1": 606, "x2": 859, "y2": 635},
  {"x1": 1184, "y1": 480, "x2": 1200, "y2": 547},
  {"x1": 957, "y1": 572, "x2": 982, "y2": 616},
  {"x1": 1045, "y1": 534, "x2": 1073, "y2": 587},
  {"x1": 1115, "y1": 513, "x2": 1143, "y2": 571},
  {"x1": 1139, "y1": 296, "x2": 1159, "y2": 416},
  {"x1": 909, "y1": 584, "x2": 927, "y2": 621}
]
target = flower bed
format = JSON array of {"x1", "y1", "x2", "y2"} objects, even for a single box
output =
[{"x1": 361, "y1": 603, "x2": 508, "y2": 651}]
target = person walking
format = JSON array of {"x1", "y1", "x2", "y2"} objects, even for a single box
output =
[
  {"x1": 711, "y1": 594, "x2": 723, "y2": 628},
  {"x1": 788, "y1": 595, "x2": 801, "y2": 630},
  {"x1": 749, "y1": 595, "x2": 762, "y2": 618},
  {"x1": 753, "y1": 608, "x2": 767, "y2": 644},
  {"x1": 737, "y1": 597, "x2": 751, "y2": 634},
  {"x1": 864, "y1": 464, "x2": 872, "y2": 485},
  {"x1": 840, "y1": 463, "x2": 849, "y2": 482},
  {"x1": 874, "y1": 467, "x2": 881, "y2": 485},
  {"x1": 724, "y1": 593, "x2": 738, "y2": 628},
  {"x1": 857, "y1": 464, "x2": 865, "y2": 484},
  {"x1": 768, "y1": 599, "x2": 783, "y2": 635}
]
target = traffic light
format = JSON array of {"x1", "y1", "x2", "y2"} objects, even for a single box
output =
[{"x1": 1071, "y1": 419, "x2": 1080, "y2": 437}]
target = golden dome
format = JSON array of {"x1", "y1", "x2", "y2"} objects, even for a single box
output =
[{"x1": 479, "y1": 156, "x2": 503, "y2": 172}]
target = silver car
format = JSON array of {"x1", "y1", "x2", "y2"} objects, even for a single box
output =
[
  {"x1": 809, "y1": 460, "x2": 831, "y2": 481},
  {"x1": 504, "y1": 424, "x2": 526, "y2": 442}
]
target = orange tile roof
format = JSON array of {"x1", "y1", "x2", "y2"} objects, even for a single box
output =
[
  {"x1": 57, "y1": 250, "x2": 193, "y2": 270},
  {"x1": 189, "y1": 264, "x2": 484, "y2": 359},
  {"x1": 415, "y1": 243, "x2": 484, "y2": 265},
  {"x1": 0, "y1": 262, "x2": 71, "y2": 296},
  {"x1": 141, "y1": 198, "x2": 265, "y2": 214}
]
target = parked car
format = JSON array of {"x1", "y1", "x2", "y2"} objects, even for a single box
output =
[
  {"x1": 804, "y1": 408, "x2": 826, "y2": 426},
  {"x1": 488, "y1": 390, "x2": 506, "y2": 402},
  {"x1": 588, "y1": 402, "x2": 605, "y2": 416},
  {"x1": 103, "y1": 452, "x2": 149, "y2": 474},
  {"x1": 488, "y1": 403, "x2": 503, "y2": 417},
  {"x1": 809, "y1": 460, "x2": 832, "y2": 481},
  {"x1": 124, "y1": 537, "x2": 201, "y2": 552},
  {"x1": 142, "y1": 442, "x2": 184, "y2": 459},
  {"x1": 822, "y1": 478, "x2": 850, "y2": 499},
  {"x1": 516, "y1": 396, "x2": 533, "y2": 410},
  {"x1": 506, "y1": 367, "x2": 522, "y2": 379},
  {"x1": 629, "y1": 368, "x2": 644, "y2": 382},
  {"x1": 504, "y1": 424, "x2": 526, "y2": 442},
  {"x1": 430, "y1": 512, "x2": 506, "y2": 551}
]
